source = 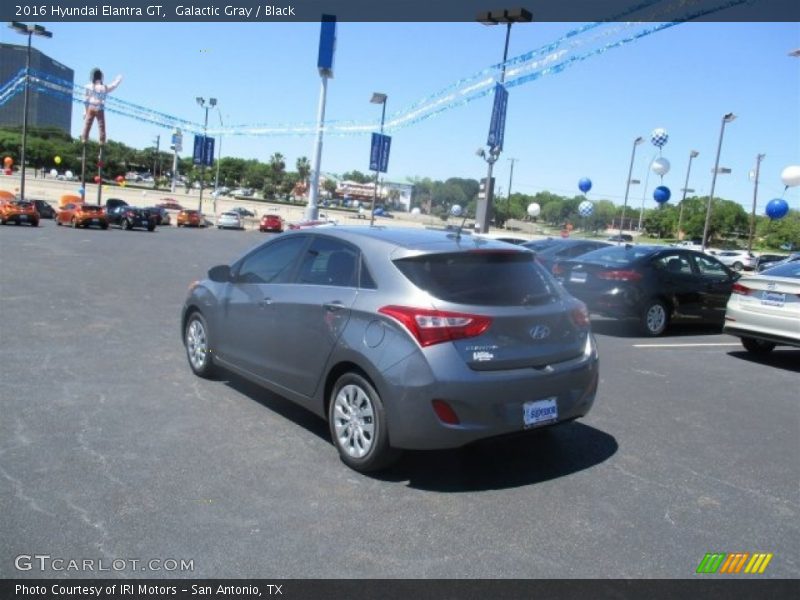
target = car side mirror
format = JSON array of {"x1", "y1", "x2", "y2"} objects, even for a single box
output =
[
  {"x1": 730, "y1": 271, "x2": 741, "y2": 282},
  {"x1": 208, "y1": 265, "x2": 232, "y2": 283}
]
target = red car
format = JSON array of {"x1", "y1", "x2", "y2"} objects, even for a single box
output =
[
  {"x1": 0, "y1": 200, "x2": 39, "y2": 226},
  {"x1": 157, "y1": 198, "x2": 183, "y2": 211},
  {"x1": 287, "y1": 218, "x2": 337, "y2": 230},
  {"x1": 259, "y1": 214, "x2": 284, "y2": 233},
  {"x1": 56, "y1": 203, "x2": 108, "y2": 229}
]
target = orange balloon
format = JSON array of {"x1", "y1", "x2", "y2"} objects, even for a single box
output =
[{"x1": 3, "y1": 156, "x2": 12, "y2": 167}]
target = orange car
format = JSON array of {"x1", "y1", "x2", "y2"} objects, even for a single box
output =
[
  {"x1": 0, "y1": 200, "x2": 39, "y2": 227},
  {"x1": 56, "y1": 203, "x2": 109, "y2": 229},
  {"x1": 176, "y1": 209, "x2": 204, "y2": 227}
]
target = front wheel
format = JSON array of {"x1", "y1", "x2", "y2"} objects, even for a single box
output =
[
  {"x1": 147, "y1": 224, "x2": 156, "y2": 232},
  {"x1": 741, "y1": 336, "x2": 775, "y2": 356},
  {"x1": 328, "y1": 372, "x2": 399, "y2": 473},
  {"x1": 71, "y1": 218, "x2": 79, "y2": 229},
  {"x1": 184, "y1": 312, "x2": 217, "y2": 378},
  {"x1": 640, "y1": 299, "x2": 669, "y2": 336}
]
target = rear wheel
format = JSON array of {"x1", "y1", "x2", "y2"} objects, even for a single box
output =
[
  {"x1": 732, "y1": 261, "x2": 744, "y2": 271},
  {"x1": 71, "y1": 218, "x2": 79, "y2": 228},
  {"x1": 147, "y1": 223, "x2": 156, "y2": 232},
  {"x1": 328, "y1": 372, "x2": 399, "y2": 473},
  {"x1": 31, "y1": 220, "x2": 39, "y2": 227},
  {"x1": 184, "y1": 312, "x2": 217, "y2": 378},
  {"x1": 122, "y1": 218, "x2": 132, "y2": 230},
  {"x1": 640, "y1": 299, "x2": 669, "y2": 336},
  {"x1": 741, "y1": 336, "x2": 775, "y2": 355}
]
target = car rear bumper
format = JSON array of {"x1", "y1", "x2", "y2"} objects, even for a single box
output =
[
  {"x1": 724, "y1": 305, "x2": 800, "y2": 347},
  {"x1": 378, "y1": 337, "x2": 599, "y2": 450}
]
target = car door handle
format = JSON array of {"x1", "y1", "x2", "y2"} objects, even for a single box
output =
[
  {"x1": 258, "y1": 297, "x2": 273, "y2": 307},
  {"x1": 323, "y1": 301, "x2": 345, "y2": 312}
]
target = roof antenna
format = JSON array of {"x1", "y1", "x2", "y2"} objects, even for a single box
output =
[{"x1": 450, "y1": 204, "x2": 469, "y2": 241}]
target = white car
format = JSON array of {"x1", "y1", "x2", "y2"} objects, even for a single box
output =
[
  {"x1": 723, "y1": 261, "x2": 800, "y2": 354},
  {"x1": 712, "y1": 250, "x2": 757, "y2": 271},
  {"x1": 216, "y1": 212, "x2": 243, "y2": 230}
]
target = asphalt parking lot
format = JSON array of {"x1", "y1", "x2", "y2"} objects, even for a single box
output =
[{"x1": 1, "y1": 222, "x2": 797, "y2": 579}]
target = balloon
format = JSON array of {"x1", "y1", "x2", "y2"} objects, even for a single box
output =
[
  {"x1": 65, "y1": 170, "x2": 73, "y2": 179},
  {"x1": 527, "y1": 203, "x2": 541, "y2": 218},
  {"x1": 578, "y1": 177, "x2": 592, "y2": 194},
  {"x1": 651, "y1": 158, "x2": 671, "y2": 177},
  {"x1": 781, "y1": 165, "x2": 800, "y2": 188},
  {"x1": 93, "y1": 175, "x2": 101, "y2": 184},
  {"x1": 3, "y1": 156, "x2": 12, "y2": 167},
  {"x1": 77, "y1": 187, "x2": 85, "y2": 195},
  {"x1": 653, "y1": 186, "x2": 671, "y2": 204},
  {"x1": 54, "y1": 155, "x2": 61, "y2": 165},
  {"x1": 765, "y1": 198, "x2": 789, "y2": 220},
  {"x1": 50, "y1": 168, "x2": 58, "y2": 177},
  {"x1": 410, "y1": 207, "x2": 421, "y2": 216},
  {"x1": 115, "y1": 175, "x2": 124, "y2": 183},
  {"x1": 4, "y1": 168, "x2": 11, "y2": 176},
  {"x1": 450, "y1": 204, "x2": 463, "y2": 217},
  {"x1": 650, "y1": 128, "x2": 669, "y2": 148},
  {"x1": 578, "y1": 200, "x2": 594, "y2": 217},
  {"x1": 120, "y1": 181, "x2": 126, "y2": 188}
]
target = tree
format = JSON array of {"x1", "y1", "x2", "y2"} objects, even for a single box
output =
[
  {"x1": 296, "y1": 156, "x2": 310, "y2": 187},
  {"x1": 643, "y1": 205, "x2": 679, "y2": 238},
  {"x1": 341, "y1": 170, "x2": 373, "y2": 184},
  {"x1": 322, "y1": 178, "x2": 338, "y2": 196}
]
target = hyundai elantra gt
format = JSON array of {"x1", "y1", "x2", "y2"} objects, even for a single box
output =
[{"x1": 182, "y1": 227, "x2": 599, "y2": 472}]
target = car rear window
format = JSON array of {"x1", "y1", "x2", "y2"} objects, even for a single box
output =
[{"x1": 394, "y1": 251, "x2": 556, "y2": 306}]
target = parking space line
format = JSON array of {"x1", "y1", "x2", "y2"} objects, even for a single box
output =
[{"x1": 633, "y1": 343, "x2": 741, "y2": 348}]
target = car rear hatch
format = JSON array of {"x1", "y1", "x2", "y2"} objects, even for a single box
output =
[{"x1": 392, "y1": 250, "x2": 589, "y2": 370}]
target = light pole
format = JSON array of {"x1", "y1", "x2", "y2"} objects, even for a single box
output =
[
  {"x1": 748, "y1": 153, "x2": 765, "y2": 254},
  {"x1": 618, "y1": 136, "x2": 644, "y2": 242},
  {"x1": 9, "y1": 22, "x2": 52, "y2": 202},
  {"x1": 196, "y1": 96, "x2": 216, "y2": 213},
  {"x1": 152, "y1": 134, "x2": 160, "y2": 181},
  {"x1": 676, "y1": 150, "x2": 699, "y2": 239},
  {"x1": 701, "y1": 112, "x2": 736, "y2": 252},
  {"x1": 213, "y1": 109, "x2": 225, "y2": 215},
  {"x1": 369, "y1": 92, "x2": 387, "y2": 227},
  {"x1": 475, "y1": 7, "x2": 533, "y2": 233}
]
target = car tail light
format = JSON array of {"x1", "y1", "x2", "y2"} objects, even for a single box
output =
[
  {"x1": 570, "y1": 303, "x2": 590, "y2": 328},
  {"x1": 596, "y1": 269, "x2": 642, "y2": 282},
  {"x1": 432, "y1": 400, "x2": 460, "y2": 425},
  {"x1": 731, "y1": 282, "x2": 752, "y2": 295},
  {"x1": 378, "y1": 305, "x2": 492, "y2": 347}
]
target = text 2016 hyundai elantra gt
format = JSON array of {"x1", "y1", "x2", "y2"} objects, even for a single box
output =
[{"x1": 182, "y1": 227, "x2": 599, "y2": 472}]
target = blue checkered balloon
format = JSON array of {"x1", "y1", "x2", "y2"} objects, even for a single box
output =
[
  {"x1": 578, "y1": 200, "x2": 594, "y2": 217},
  {"x1": 651, "y1": 128, "x2": 669, "y2": 148}
]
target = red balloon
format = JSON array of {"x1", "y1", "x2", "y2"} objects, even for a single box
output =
[
  {"x1": 94, "y1": 175, "x2": 102, "y2": 184},
  {"x1": 115, "y1": 175, "x2": 124, "y2": 183},
  {"x1": 4, "y1": 168, "x2": 12, "y2": 176},
  {"x1": 97, "y1": 160, "x2": 104, "y2": 168}
]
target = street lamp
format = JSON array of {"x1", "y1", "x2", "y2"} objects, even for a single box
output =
[
  {"x1": 369, "y1": 92, "x2": 387, "y2": 227},
  {"x1": 196, "y1": 96, "x2": 216, "y2": 213},
  {"x1": 618, "y1": 136, "x2": 644, "y2": 242},
  {"x1": 213, "y1": 109, "x2": 225, "y2": 215},
  {"x1": 9, "y1": 21, "x2": 52, "y2": 202},
  {"x1": 474, "y1": 7, "x2": 533, "y2": 233},
  {"x1": 701, "y1": 112, "x2": 736, "y2": 252},
  {"x1": 748, "y1": 153, "x2": 765, "y2": 253},
  {"x1": 676, "y1": 150, "x2": 699, "y2": 239}
]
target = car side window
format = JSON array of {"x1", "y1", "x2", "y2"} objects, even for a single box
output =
[
  {"x1": 654, "y1": 253, "x2": 693, "y2": 275},
  {"x1": 692, "y1": 254, "x2": 729, "y2": 280},
  {"x1": 237, "y1": 236, "x2": 307, "y2": 284},
  {"x1": 296, "y1": 237, "x2": 359, "y2": 288}
]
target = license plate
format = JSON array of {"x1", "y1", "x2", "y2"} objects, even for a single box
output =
[
  {"x1": 19, "y1": 215, "x2": 27, "y2": 220},
  {"x1": 523, "y1": 397, "x2": 558, "y2": 429},
  {"x1": 92, "y1": 218, "x2": 99, "y2": 223},
  {"x1": 570, "y1": 271, "x2": 587, "y2": 283},
  {"x1": 761, "y1": 291, "x2": 785, "y2": 307}
]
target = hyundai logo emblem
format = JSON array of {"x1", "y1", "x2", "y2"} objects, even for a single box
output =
[{"x1": 530, "y1": 325, "x2": 551, "y2": 340}]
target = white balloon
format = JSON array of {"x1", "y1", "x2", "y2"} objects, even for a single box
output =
[
  {"x1": 651, "y1": 157, "x2": 671, "y2": 177},
  {"x1": 49, "y1": 168, "x2": 57, "y2": 177},
  {"x1": 65, "y1": 170, "x2": 73, "y2": 179},
  {"x1": 527, "y1": 202, "x2": 541, "y2": 217},
  {"x1": 781, "y1": 165, "x2": 800, "y2": 188},
  {"x1": 410, "y1": 207, "x2": 421, "y2": 215},
  {"x1": 450, "y1": 204, "x2": 463, "y2": 217}
]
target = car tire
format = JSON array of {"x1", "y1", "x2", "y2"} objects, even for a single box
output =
[
  {"x1": 71, "y1": 218, "x2": 78, "y2": 229},
  {"x1": 184, "y1": 312, "x2": 217, "y2": 379},
  {"x1": 328, "y1": 372, "x2": 399, "y2": 473},
  {"x1": 741, "y1": 336, "x2": 775, "y2": 356},
  {"x1": 147, "y1": 224, "x2": 156, "y2": 232},
  {"x1": 640, "y1": 299, "x2": 669, "y2": 336},
  {"x1": 122, "y1": 218, "x2": 132, "y2": 230},
  {"x1": 56, "y1": 219, "x2": 61, "y2": 226},
  {"x1": 101, "y1": 222, "x2": 108, "y2": 230},
  {"x1": 31, "y1": 220, "x2": 39, "y2": 227},
  {"x1": 732, "y1": 261, "x2": 744, "y2": 271}
]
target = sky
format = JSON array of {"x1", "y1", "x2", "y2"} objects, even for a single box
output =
[{"x1": 2, "y1": 16, "x2": 799, "y2": 214}]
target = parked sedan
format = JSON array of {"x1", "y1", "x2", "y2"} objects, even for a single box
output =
[
  {"x1": 723, "y1": 261, "x2": 800, "y2": 354},
  {"x1": 157, "y1": 199, "x2": 183, "y2": 211},
  {"x1": 712, "y1": 249, "x2": 757, "y2": 271},
  {"x1": 145, "y1": 206, "x2": 171, "y2": 226},
  {"x1": 259, "y1": 214, "x2": 284, "y2": 233},
  {"x1": 217, "y1": 212, "x2": 244, "y2": 230},
  {"x1": 56, "y1": 203, "x2": 108, "y2": 229},
  {"x1": 230, "y1": 207, "x2": 256, "y2": 218},
  {"x1": 182, "y1": 228, "x2": 599, "y2": 473},
  {"x1": 0, "y1": 200, "x2": 39, "y2": 226},
  {"x1": 556, "y1": 245, "x2": 736, "y2": 336},
  {"x1": 757, "y1": 253, "x2": 799, "y2": 272},
  {"x1": 176, "y1": 209, "x2": 204, "y2": 228},
  {"x1": 32, "y1": 199, "x2": 57, "y2": 219},
  {"x1": 107, "y1": 205, "x2": 156, "y2": 231},
  {"x1": 523, "y1": 238, "x2": 612, "y2": 273}
]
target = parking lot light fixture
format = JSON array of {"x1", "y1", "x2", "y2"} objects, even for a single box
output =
[
  {"x1": 618, "y1": 136, "x2": 644, "y2": 243},
  {"x1": 9, "y1": 22, "x2": 52, "y2": 202},
  {"x1": 369, "y1": 92, "x2": 387, "y2": 227},
  {"x1": 474, "y1": 8, "x2": 533, "y2": 233},
  {"x1": 676, "y1": 150, "x2": 699, "y2": 239},
  {"x1": 701, "y1": 112, "x2": 736, "y2": 252},
  {"x1": 196, "y1": 97, "x2": 216, "y2": 213}
]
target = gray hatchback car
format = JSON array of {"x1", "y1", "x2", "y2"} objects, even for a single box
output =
[{"x1": 182, "y1": 227, "x2": 599, "y2": 472}]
